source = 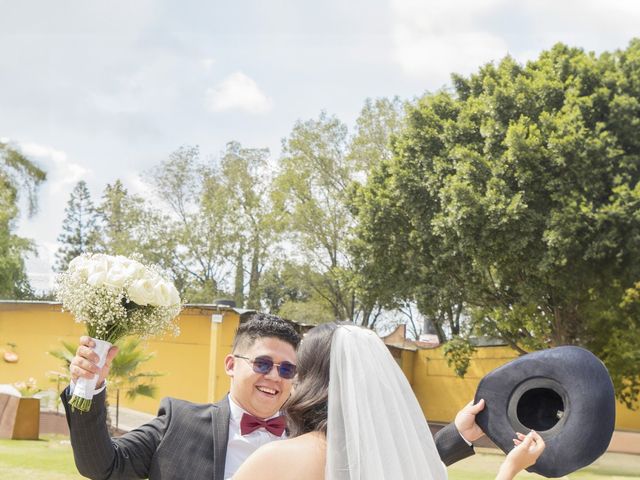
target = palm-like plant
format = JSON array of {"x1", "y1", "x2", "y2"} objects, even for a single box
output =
[
  {"x1": 108, "y1": 338, "x2": 163, "y2": 429},
  {"x1": 48, "y1": 337, "x2": 163, "y2": 430}
]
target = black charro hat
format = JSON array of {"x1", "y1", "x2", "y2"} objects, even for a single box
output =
[{"x1": 474, "y1": 346, "x2": 615, "y2": 478}]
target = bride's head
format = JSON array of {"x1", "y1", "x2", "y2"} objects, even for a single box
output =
[
  {"x1": 284, "y1": 321, "x2": 344, "y2": 437},
  {"x1": 284, "y1": 322, "x2": 449, "y2": 480}
]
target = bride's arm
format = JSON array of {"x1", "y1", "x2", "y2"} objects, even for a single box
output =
[{"x1": 496, "y1": 431, "x2": 545, "y2": 480}]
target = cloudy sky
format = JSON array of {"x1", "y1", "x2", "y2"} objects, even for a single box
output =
[{"x1": 2, "y1": 0, "x2": 640, "y2": 291}]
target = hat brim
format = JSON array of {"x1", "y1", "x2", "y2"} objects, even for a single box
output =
[{"x1": 474, "y1": 346, "x2": 615, "y2": 478}]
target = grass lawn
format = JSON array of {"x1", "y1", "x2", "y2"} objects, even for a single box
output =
[
  {"x1": 1, "y1": 436, "x2": 638, "y2": 479},
  {"x1": 448, "y1": 448, "x2": 640, "y2": 480},
  {"x1": 0, "y1": 435, "x2": 84, "y2": 480}
]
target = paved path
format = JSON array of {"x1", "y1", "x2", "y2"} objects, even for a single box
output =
[
  {"x1": 107, "y1": 404, "x2": 156, "y2": 433},
  {"x1": 430, "y1": 423, "x2": 640, "y2": 455},
  {"x1": 608, "y1": 430, "x2": 640, "y2": 455}
]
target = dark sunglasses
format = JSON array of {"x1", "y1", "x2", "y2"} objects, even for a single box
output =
[{"x1": 234, "y1": 354, "x2": 297, "y2": 379}]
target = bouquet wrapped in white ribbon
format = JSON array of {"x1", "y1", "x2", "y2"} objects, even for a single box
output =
[{"x1": 56, "y1": 253, "x2": 182, "y2": 412}]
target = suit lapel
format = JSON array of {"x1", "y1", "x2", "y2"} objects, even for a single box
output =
[{"x1": 212, "y1": 396, "x2": 231, "y2": 480}]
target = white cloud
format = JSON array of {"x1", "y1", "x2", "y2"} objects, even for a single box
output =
[
  {"x1": 390, "y1": 0, "x2": 509, "y2": 84},
  {"x1": 201, "y1": 57, "x2": 216, "y2": 71},
  {"x1": 19, "y1": 142, "x2": 91, "y2": 194},
  {"x1": 519, "y1": 0, "x2": 640, "y2": 47},
  {"x1": 205, "y1": 72, "x2": 273, "y2": 114},
  {"x1": 24, "y1": 241, "x2": 58, "y2": 292},
  {"x1": 124, "y1": 172, "x2": 156, "y2": 199},
  {"x1": 390, "y1": 0, "x2": 640, "y2": 86}
]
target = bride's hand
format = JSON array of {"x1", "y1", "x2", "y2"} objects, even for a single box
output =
[{"x1": 496, "y1": 430, "x2": 545, "y2": 480}]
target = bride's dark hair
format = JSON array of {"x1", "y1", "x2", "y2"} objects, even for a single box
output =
[{"x1": 284, "y1": 321, "x2": 344, "y2": 437}]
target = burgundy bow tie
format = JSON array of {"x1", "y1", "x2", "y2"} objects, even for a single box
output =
[{"x1": 240, "y1": 413, "x2": 287, "y2": 437}]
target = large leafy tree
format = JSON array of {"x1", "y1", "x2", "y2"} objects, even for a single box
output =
[
  {"x1": 147, "y1": 146, "x2": 233, "y2": 302},
  {"x1": 273, "y1": 100, "x2": 404, "y2": 325},
  {"x1": 354, "y1": 41, "x2": 640, "y2": 407},
  {"x1": 0, "y1": 142, "x2": 46, "y2": 298},
  {"x1": 272, "y1": 113, "x2": 360, "y2": 323},
  {"x1": 218, "y1": 141, "x2": 277, "y2": 309},
  {"x1": 94, "y1": 180, "x2": 175, "y2": 275},
  {"x1": 54, "y1": 180, "x2": 99, "y2": 272}
]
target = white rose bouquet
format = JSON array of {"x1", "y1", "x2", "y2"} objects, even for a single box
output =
[{"x1": 56, "y1": 253, "x2": 182, "y2": 412}]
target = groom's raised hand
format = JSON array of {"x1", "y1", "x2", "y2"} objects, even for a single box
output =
[
  {"x1": 455, "y1": 398, "x2": 486, "y2": 442},
  {"x1": 70, "y1": 336, "x2": 119, "y2": 389}
]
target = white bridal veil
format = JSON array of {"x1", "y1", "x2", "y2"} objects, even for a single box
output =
[{"x1": 326, "y1": 325, "x2": 447, "y2": 480}]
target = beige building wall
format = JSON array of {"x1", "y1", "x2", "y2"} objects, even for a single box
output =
[
  {"x1": 0, "y1": 302, "x2": 239, "y2": 415},
  {"x1": 1, "y1": 301, "x2": 638, "y2": 431},
  {"x1": 409, "y1": 346, "x2": 640, "y2": 431}
]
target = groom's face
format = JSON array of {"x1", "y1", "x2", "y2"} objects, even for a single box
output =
[{"x1": 225, "y1": 336, "x2": 297, "y2": 419}]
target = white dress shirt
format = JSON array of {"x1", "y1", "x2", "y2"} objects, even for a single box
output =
[{"x1": 223, "y1": 396, "x2": 287, "y2": 479}]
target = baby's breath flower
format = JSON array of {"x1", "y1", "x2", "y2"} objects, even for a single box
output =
[
  {"x1": 56, "y1": 253, "x2": 182, "y2": 344},
  {"x1": 56, "y1": 253, "x2": 183, "y2": 412}
]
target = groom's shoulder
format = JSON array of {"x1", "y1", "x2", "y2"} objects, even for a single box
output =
[{"x1": 156, "y1": 396, "x2": 222, "y2": 420}]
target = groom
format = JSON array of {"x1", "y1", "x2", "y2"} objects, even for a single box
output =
[{"x1": 64, "y1": 313, "x2": 482, "y2": 479}]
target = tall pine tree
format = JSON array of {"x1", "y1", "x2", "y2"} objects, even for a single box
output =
[{"x1": 54, "y1": 181, "x2": 98, "y2": 272}]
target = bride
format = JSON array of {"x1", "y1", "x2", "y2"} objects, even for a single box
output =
[{"x1": 232, "y1": 322, "x2": 544, "y2": 480}]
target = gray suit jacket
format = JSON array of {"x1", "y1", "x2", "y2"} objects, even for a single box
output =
[
  {"x1": 63, "y1": 389, "x2": 473, "y2": 479},
  {"x1": 63, "y1": 389, "x2": 230, "y2": 479}
]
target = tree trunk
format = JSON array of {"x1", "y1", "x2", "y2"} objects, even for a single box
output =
[
  {"x1": 234, "y1": 241, "x2": 245, "y2": 308},
  {"x1": 247, "y1": 236, "x2": 261, "y2": 309}
]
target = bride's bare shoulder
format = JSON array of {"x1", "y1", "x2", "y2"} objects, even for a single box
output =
[{"x1": 232, "y1": 432, "x2": 326, "y2": 480}]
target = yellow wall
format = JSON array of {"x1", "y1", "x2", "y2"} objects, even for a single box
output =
[
  {"x1": 2, "y1": 301, "x2": 639, "y2": 431},
  {"x1": 410, "y1": 346, "x2": 640, "y2": 431},
  {"x1": 0, "y1": 302, "x2": 239, "y2": 415}
]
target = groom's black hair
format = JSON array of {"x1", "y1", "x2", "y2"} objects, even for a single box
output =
[{"x1": 232, "y1": 312, "x2": 301, "y2": 352}]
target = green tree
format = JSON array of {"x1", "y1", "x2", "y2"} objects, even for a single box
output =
[
  {"x1": 54, "y1": 181, "x2": 99, "y2": 272},
  {"x1": 261, "y1": 260, "x2": 338, "y2": 324},
  {"x1": 348, "y1": 96, "x2": 405, "y2": 171},
  {"x1": 260, "y1": 261, "x2": 316, "y2": 314},
  {"x1": 147, "y1": 146, "x2": 232, "y2": 303},
  {"x1": 108, "y1": 338, "x2": 163, "y2": 430},
  {"x1": 273, "y1": 112, "x2": 357, "y2": 323},
  {"x1": 218, "y1": 141, "x2": 277, "y2": 309},
  {"x1": 354, "y1": 41, "x2": 640, "y2": 407},
  {"x1": 94, "y1": 179, "x2": 176, "y2": 274},
  {"x1": 0, "y1": 142, "x2": 46, "y2": 298},
  {"x1": 0, "y1": 141, "x2": 47, "y2": 216},
  {"x1": 273, "y1": 102, "x2": 404, "y2": 326},
  {"x1": 94, "y1": 180, "x2": 146, "y2": 254}
]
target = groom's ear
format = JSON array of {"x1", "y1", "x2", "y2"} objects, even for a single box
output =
[{"x1": 224, "y1": 354, "x2": 235, "y2": 377}]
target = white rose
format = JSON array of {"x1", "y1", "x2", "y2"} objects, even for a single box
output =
[
  {"x1": 68, "y1": 255, "x2": 92, "y2": 282},
  {"x1": 103, "y1": 264, "x2": 128, "y2": 290},
  {"x1": 68, "y1": 255, "x2": 86, "y2": 273},
  {"x1": 128, "y1": 277, "x2": 160, "y2": 306},
  {"x1": 167, "y1": 283, "x2": 180, "y2": 306},
  {"x1": 86, "y1": 256, "x2": 110, "y2": 287},
  {"x1": 113, "y1": 256, "x2": 144, "y2": 277},
  {"x1": 87, "y1": 270, "x2": 107, "y2": 287},
  {"x1": 153, "y1": 280, "x2": 169, "y2": 307},
  {"x1": 127, "y1": 261, "x2": 147, "y2": 279},
  {"x1": 153, "y1": 280, "x2": 180, "y2": 307}
]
